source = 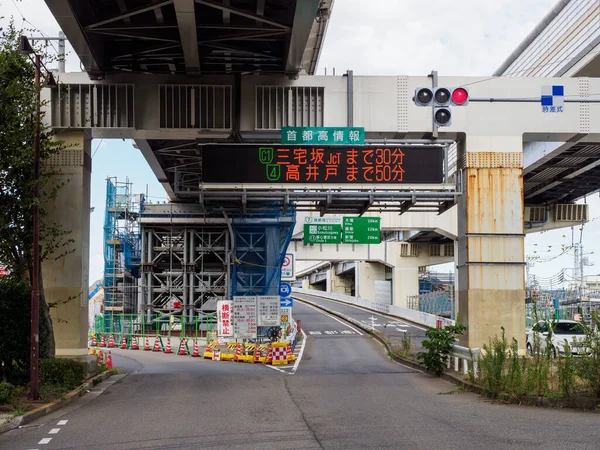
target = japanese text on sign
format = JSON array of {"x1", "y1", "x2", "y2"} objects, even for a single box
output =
[
  {"x1": 233, "y1": 296, "x2": 257, "y2": 339},
  {"x1": 217, "y1": 300, "x2": 233, "y2": 337},
  {"x1": 282, "y1": 127, "x2": 365, "y2": 145},
  {"x1": 342, "y1": 217, "x2": 381, "y2": 244},
  {"x1": 199, "y1": 145, "x2": 445, "y2": 185},
  {"x1": 257, "y1": 296, "x2": 280, "y2": 327}
]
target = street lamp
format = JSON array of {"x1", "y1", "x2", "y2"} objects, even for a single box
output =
[{"x1": 19, "y1": 35, "x2": 57, "y2": 401}]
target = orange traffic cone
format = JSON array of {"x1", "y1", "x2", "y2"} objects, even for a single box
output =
[
  {"x1": 108, "y1": 335, "x2": 115, "y2": 348},
  {"x1": 130, "y1": 336, "x2": 139, "y2": 350},
  {"x1": 234, "y1": 343, "x2": 242, "y2": 362},
  {"x1": 178, "y1": 339, "x2": 187, "y2": 356},
  {"x1": 120, "y1": 335, "x2": 128, "y2": 349},
  {"x1": 99, "y1": 335, "x2": 106, "y2": 347},
  {"x1": 266, "y1": 345, "x2": 273, "y2": 364},
  {"x1": 191, "y1": 340, "x2": 200, "y2": 357},
  {"x1": 203, "y1": 343, "x2": 213, "y2": 359},
  {"x1": 253, "y1": 346, "x2": 262, "y2": 363},
  {"x1": 92, "y1": 335, "x2": 97, "y2": 347},
  {"x1": 164, "y1": 338, "x2": 173, "y2": 354},
  {"x1": 152, "y1": 337, "x2": 161, "y2": 352},
  {"x1": 144, "y1": 337, "x2": 151, "y2": 351}
]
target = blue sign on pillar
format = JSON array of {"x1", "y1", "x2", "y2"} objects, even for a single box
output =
[
  {"x1": 280, "y1": 282, "x2": 292, "y2": 298},
  {"x1": 280, "y1": 297, "x2": 294, "y2": 308}
]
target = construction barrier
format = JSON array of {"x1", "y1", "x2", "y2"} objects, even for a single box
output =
[{"x1": 88, "y1": 335, "x2": 296, "y2": 365}]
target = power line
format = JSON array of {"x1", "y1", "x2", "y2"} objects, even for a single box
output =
[
  {"x1": 91, "y1": 139, "x2": 103, "y2": 158},
  {"x1": 9, "y1": 0, "x2": 61, "y2": 55}
]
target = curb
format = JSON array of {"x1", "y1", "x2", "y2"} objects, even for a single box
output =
[
  {"x1": 0, "y1": 370, "x2": 117, "y2": 435},
  {"x1": 297, "y1": 297, "x2": 600, "y2": 411}
]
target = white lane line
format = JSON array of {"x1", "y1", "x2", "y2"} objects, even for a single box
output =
[
  {"x1": 291, "y1": 328, "x2": 307, "y2": 373},
  {"x1": 396, "y1": 328, "x2": 408, "y2": 333},
  {"x1": 301, "y1": 302, "x2": 364, "y2": 336},
  {"x1": 266, "y1": 364, "x2": 290, "y2": 374},
  {"x1": 38, "y1": 438, "x2": 52, "y2": 444},
  {"x1": 297, "y1": 295, "x2": 427, "y2": 331},
  {"x1": 57, "y1": 420, "x2": 68, "y2": 426},
  {"x1": 48, "y1": 428, "x2": 60, "y2": 434}
]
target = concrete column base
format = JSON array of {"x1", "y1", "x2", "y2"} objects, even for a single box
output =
[{"x1": 43, "y1": 131, "x2": 92, "y2": 358}]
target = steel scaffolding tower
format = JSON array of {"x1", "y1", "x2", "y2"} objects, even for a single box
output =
[
  {"x1": 138, "y1": 202, "x2": 295, "y2": 334},
  {"x1": 103, "y1": 178, "x2": 143, "y2": 332}
]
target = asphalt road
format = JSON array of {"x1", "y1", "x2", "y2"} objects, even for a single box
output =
[
  {"x1": 293, "y1": 292, "x2": 428, "y2": 350},
  {"x1": 2, "y1": 301, "x2": 600, "y2": 450}
]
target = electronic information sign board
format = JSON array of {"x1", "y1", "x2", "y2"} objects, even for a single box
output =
[{"x1": 200, "y1": 145, "x2": 444, "y2": 184}]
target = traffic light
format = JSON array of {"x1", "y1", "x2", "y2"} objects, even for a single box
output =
[{"x1": 413, "y1": 87, "x2": 469, "y2": 127}]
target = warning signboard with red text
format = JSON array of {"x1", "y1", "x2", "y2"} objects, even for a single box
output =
[
  {"x1": 281, "y1": 253, "x2": 294, "y2": 280},
  {"x1": 217, "y1": 300, "x2": 233, "y2": 337}
]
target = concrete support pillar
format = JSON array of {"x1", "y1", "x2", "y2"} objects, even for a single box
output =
[
  {"x1": 457, "y1": 137, "x2": 525, "y2": 351},
  {"x1": 392, "y1": 266, "x2": 419, "y2": 308},
  {"x1": 327, "y1": 267, "x2": 353, "y2": 295},
  {"x1": 42, "y1": 131, "x2": 91, "y2": 357},
  {"x1": 302, "y1": 278, "x2": 310, "y2": 289},
  {"x1": 356, "y1": 261, "x2": 386, "y2": 301}
]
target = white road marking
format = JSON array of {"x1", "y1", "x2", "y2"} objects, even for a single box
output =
[
  {"x1": 57, "y1": 420, "x2": 68, "y2": 426},
  {"x1": 266, "y1": 364, "x2": 291, "y2": 374},
  {"x1": 291, "y1": 328, "x2": 307, "y2": 373},
  {"x1": 308, "y1": 331, "x2": 322, "y2": 335},
  {"x1": 48, "y1": 428, "x2": 60, "y2": 434},
  {"x1": 38, "y1": 438, "x2": 52, "y2": 445},
  {"x1": 298, "y1": 295, "x2": 427, "y2": 332},
  {"x1": 301, "y1": 302, "x2": 364, "y2": 335},
  {"x1": 396, "y1": 328, "x2": 408, "y2": 333}
]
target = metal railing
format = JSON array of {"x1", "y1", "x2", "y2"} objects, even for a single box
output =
[{"x1": 407, "y1": 290, "x2": 456, "y2": 319}]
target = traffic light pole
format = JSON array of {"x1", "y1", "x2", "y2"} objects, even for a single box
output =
[{"x1": 429, "y1": 70, "x2": 439, "y2": 138}]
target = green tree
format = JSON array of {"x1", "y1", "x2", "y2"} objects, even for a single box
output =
[
  {"x1": 0, "y1": 22, "x2": 74, "y2": 361},
  {"x1": 417, "y1": 324, "x2": 466, "y2": 376}
]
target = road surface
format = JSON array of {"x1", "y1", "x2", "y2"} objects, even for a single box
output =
[{"x1": 1, "y1": 299, "x2": 599, "y2": 449}]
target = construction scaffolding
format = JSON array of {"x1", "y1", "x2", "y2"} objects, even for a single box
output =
[
  {"x1": 102, "y1": 178, "x2": 143, "y2": 333},
  {"x1": 138, "y1": 202, "x2": 295, "y2": 336}
]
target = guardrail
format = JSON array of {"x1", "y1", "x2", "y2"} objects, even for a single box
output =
[
  {"x1": 293, "y1": 288, "x2": 455, "y2": 329},
  {"x1": 449, "y1": 344, "x2": 481, "y2": 375}
]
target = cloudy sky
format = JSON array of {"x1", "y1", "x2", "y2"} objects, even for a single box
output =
[{"x1": 2, "y1": 0, "x2": 598, "y2": 287}]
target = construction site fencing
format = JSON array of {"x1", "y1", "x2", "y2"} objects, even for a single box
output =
[
  {"x1": 91, "y1": 313, "x2": 220, "y2": 339},
  {"x1": 406, "y1": 290, "x2": 455, "y2": 320},
  {"x1": 525, "y1": 304, "x2": 576, "y2": 327}
]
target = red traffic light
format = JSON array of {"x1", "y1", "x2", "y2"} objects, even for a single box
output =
[{"x1": 451, "y1": 88, "x2": 468, "y2": 105}]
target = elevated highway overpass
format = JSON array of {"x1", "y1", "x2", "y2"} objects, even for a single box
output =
[{"x1": 40, "y1": 0, "x2": 600, "y2": 357}]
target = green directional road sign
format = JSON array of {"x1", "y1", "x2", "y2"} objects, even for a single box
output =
[
  {"x1": 342, "y1": 217, "x2": 381, "y2": 244},
  {"x1": 281, "y1": 126, "x2": 365, "y2": 145},
  {"x1": 303, "y1": 217, "x2": 342, "y2": 244}
]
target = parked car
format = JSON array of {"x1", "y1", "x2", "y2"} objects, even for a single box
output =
[{"x1": 526, "y1": 320, "x2": 586, "y2": 358}]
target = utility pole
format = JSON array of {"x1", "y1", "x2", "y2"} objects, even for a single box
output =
[
  {"x1": 19, "y1": 36, "x2": 56, "y2": 400},
  {"x1": 30, "y1": 52, "x2": 41, "y2": 401}
]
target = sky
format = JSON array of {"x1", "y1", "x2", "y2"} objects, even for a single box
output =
[{"x1": 1, "y1": 0, "x2": 598, "y2": 287}]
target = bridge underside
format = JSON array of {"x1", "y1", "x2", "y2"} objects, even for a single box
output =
[
  {"x1": 46, "y1": 0, "x2": 330, "y2": 77},
  {"x1": 524, "y1": 140, "x2": 600, "y2": 204}
]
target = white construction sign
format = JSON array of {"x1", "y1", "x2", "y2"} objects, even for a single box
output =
[
  {"x1": 216, "y1": 300, "x2": 233, "y2": 337},
  {"x1": 257, "y1": 296, "x2": 280, "y2": 327},
  {"x1": 281, "y1": 253, "x2": 295, "y2": 280},
  {"x1": 233, "y1": 296, "x2": 257, "y2": 339}
]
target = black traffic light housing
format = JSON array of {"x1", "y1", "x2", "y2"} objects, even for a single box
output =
[{"x1": 413, "y1": 86, "x2": 469, "y2": 127}]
